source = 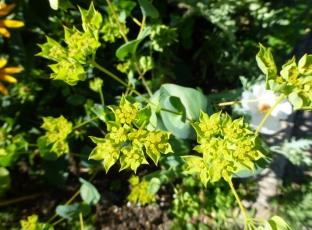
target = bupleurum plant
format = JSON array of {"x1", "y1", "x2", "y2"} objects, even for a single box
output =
[
  {"x1": 89, "y1": 95, "x2": 173, "y2": 173},
  {"x1": 183, "y1": 111, "x2": 265, "y2": 184}
]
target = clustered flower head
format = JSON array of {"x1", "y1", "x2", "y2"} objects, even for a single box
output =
[
  {"x1": 37, "y1": 3, "x2": 102, "y2": 86},
  {"x1": 89, "y1": 95, "x2": 173, "y2": 173},
  {"x1": 183, "y1": 111, "x2": 266, "y2": 185},
  {"x1": 0, "y1": 59, "x2": 23, "y2": 95},
  {"x1": 257, "y1": 44, "x2": 312, "y2": 110},
  {"x1": 41, "y1": 115, "x2": 73, "y2": 156},
  {"x1": 127, "y1": 175, "x2": 156, "y2": 205},
  {"x1": 0, "y1": 3, "x2": 24, "y2": 38},
  {"x1": 242, "y1": 81, "x2": 292, "y2": 135}
]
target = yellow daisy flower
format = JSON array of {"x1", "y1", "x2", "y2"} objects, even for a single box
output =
[
  {"x1": 0, "y1": 3, "x2": 24, "y2": 38},
  {"x1": 0, "y1": 59, "x2": 23, "y2": 95}
]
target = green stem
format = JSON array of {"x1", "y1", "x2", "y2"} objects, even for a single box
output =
[
  {"x1": 91, "y1": 60, "x2": 194, "y2": 122},
  {"x1": 72, "y1": 116, "x2": 100, "y2": 130},
  {"x1": 228, "y1": 181, "x2": 248, "y2": 223},
  {"x1": 79, "y1": 213, "x2": 84, "y2": 230},
  {"x1": 132, "y1": 55, "x2": 153, "y2": 96},
  {"x1": 255, "y1": 94, "x2": 286, "y2": 136},
  {"x1": 106, "y1": 0, "x2": 128, "y2": 42},
  {"x1": 137, "y1": 16, "x2": 146, "y2": 39},
  {"x1": 99, "y1": 87, "x2": 105, "y2": 106},
  {"x1": 47, "y1": 169, "x2": 99, "y2": 224},
  {"x1": 91, "y1": 59, "x2": 152, "y2": 104}
]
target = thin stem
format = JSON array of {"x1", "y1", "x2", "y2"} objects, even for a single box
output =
[
  {"x1": 217, "y1": 97, "x2": 278, "y2": 107},
  {"x1": 79, "y1": 213, "x2": 84, "y2": 230},
  {"x1": 132, "y1": 55, "x2": 153, "y2": 96},
  {"x1": 255, "y1": 94, "x2": 286, "y2": 136},
  {"x1": 68, "y1": 152, "x2": 88, "y2": 158},
  {"x1": 91, "y1": 60, "x2": 194, "y2": 122},
  {"x1": 72, "y1": 116, "x2": 100, "y2": 130},
  {"x1": 131, "y1": 16, "x2": 142, "y2": 26},
  {"x1": 47, "y1": 169, "x2": 99, "y2": 224},
  {"x1": 106, "y1": 0, "x2": 128, "y2": 42},
  {"x1": 137, "y1": 16, "x2": 146, "y2": 39},
  {"x1": 91, "y1": 59, "x2": 152, "y2": 104},
  {"x1": 228, "y1": 181, "x2": 249, "y2": 222},
  {"x1": 99, "y1": 87, "x2": 105, "y2": 106},
  {"x1": 0, "y1": 193, "x2": 42, "y2": 207}
]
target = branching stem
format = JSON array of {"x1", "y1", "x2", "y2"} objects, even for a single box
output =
[{"x1": 255, "y1": 94, "x2": 286, "y2": 135}]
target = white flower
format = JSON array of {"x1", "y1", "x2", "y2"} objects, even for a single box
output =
[{"x1": 241, "y1": 82, "x2": 293, "y2": 135}]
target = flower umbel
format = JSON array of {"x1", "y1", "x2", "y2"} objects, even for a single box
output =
[
  {"x1": 0, "y1": 3, "x2": 24, "y2": 38},
  {"x1": 0, "y1": 59, "x2": 23, "y2": 95},
  {"x1": 183, "y1": 111, "x2": 266, "y2": 185},
  {"x1": 241, "y1": 81, "x2": 292, "y2": 135}
]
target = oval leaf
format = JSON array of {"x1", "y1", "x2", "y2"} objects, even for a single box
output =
[
  {"x1": 116, "y1": 27, "x2": 151, "y2": 60},
  {"x1": 56, "y1": 202, "x2": 91, "y2": 220},
  {"x1": 79, "y1": 177, "x2": 100, "y2": 205},
  {"x1": 138, "y1": 0, "x2": 159, "y2": 18}
]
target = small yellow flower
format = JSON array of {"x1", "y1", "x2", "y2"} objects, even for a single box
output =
[
  {"x1": 0, "y1": 3, "x2": 24, "y2": 38},
  {"x1": 0, "y1": 59, "x2": 23, "y2": 95}
]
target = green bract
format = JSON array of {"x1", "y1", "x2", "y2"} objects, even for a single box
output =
[
  {"x1": 40, "y1": 115, "x2": 72, "y2": 157},
  {"x1": 256, "y1": 44, "x2": 312, "y2": 110},
  {"x1": 37, "y1": 3, "x2": 102, "y2": 86},
  {"x1": 182, "y1": 111, "x2": 265, "y2": 185},
  {"x1": 78, "y1": 2, "x2": 103, "y2": 32},
  {"x1": 89, "y1": 95, "x2": 173, "y2": 173}
]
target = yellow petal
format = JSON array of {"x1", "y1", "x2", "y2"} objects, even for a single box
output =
[
  {"x1": 0, "y1": 81, "x2": 8, "y2": 95},
  {"x1": 1, "y1": 66, "x2": 23, "y2": 74},
  {"x1": 0, "y1": 59, "x2": 7, "y2": 68},
  {"x1": 0, "y1": 74, "x2": 17, "y2": 83},
  {"x1": 0, "y1": 4, "x2": 15, "y2": 17},
  {"x1": 0, "y1": 20, "x2": 24, "y2": 28},
  {"x1": 0, "y1": 27, "x2": 10, "y2": 37}
]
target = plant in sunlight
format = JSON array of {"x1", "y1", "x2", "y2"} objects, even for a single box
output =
[
  {"x1": 3, "y1": 1, "x2": 311, "y2": 230},
  {"x1": 0, "y1": 3, "x2": 24, "y2": 38}
]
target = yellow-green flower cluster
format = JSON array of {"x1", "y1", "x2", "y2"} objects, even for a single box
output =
[
  {"x1": 127, "y1": 175, "x2": 155, "y2": 205},
  {"x1": 89, "y1": 95, "x2": 173, "y2": 173},
  {"x1": 101, "y1": 16, "x2": 129, "y2": 43},
  {"x1": 183, "y1": 111, "x2": 265, "y2": 185},
  {"x1": 37, "y1": 3, "x2": 102, "y2": 86},
  {"x1": 41, "y1": 115, "x2": 72, "y2": 156},
  {"x1": 256, "y1": 44, "x2": 312, "y2": 110}
]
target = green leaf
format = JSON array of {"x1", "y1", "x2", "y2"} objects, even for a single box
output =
[
  {"x1": 116, "y1": 27, "x2": 151, "y2": 59},
  {"x1": 58, "y1": 0, "x2": 75, "y2": 11},
  {"x1": 79, "y1": 177, "x2": 100, "y2": 205},
  {"x1": 67, "y1": 94, "x2": 86, "y2": 106},
  {"x1": 56, "y1": 202, "x2": 91, "y2": 220},
  {"x1": 0, "y1": 167, "x2": 11, "y2": 197},
  {"x1": 256, "y1": 44, "x2": 277, "y2": 88},
  {"x1": 144, "y1": 169, "x2": 174, "y2": 184},
  {"x1": 147, "y1": 177, "x2": 161, "y2": 194},
  {"x1": 49, "y1": 0, "x2": 58, "y2": 10},
  {"x1": 37, "y1": 136, "x2": 58, "y2": 161},
  {"x1": 80, "y1": 145, "x2": 103, "y2": 168},
  {"x1": 135, "y1": 106, "x2": 152, "y2": 128},
  {"x1": 157, "y1": 84, "x2": 211, "y2": 139},
  {"x1": 267, "y1": 216, "x2": 292, "y2": 230},
  {"x1": 42, "y1": 156, "x2": 68, "y2": 186},
  {"x1": 138, "y1": 0, "x2": 159, "y2": 18},
  {"x1": 288, "y1": 92, "x2": 303, "y2": 110},
  {"x1": 79, "y1": 2, "x2": 103, "y2": 31},
  {"x1": 232, "y1": 147, "x2": 272, "y2": 178}
]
